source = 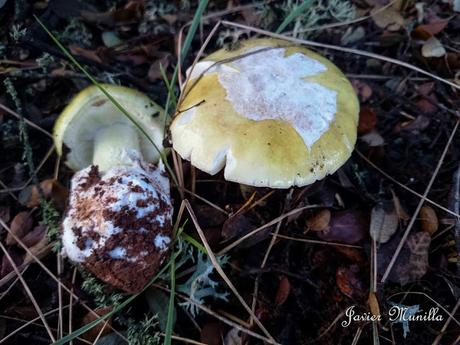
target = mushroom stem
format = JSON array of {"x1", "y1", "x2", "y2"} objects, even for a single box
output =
[{"x1": 93, "y1": 123, "x2": 141, "y2": 172}]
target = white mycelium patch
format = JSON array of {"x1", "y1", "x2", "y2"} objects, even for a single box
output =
[
  {"x1": 61, "y1": 154, "x2": 172, "y2": 263},
  {"x1": 188, "y1": 46, "x2": 337, "y2": 148}
]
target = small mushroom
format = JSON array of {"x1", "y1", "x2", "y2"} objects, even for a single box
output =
[
  {"x1": 171, "y1": 38, "x2": 359, "y2": 188},
  {"x1": 55, "y1": 84, "x2": 173, "y2": 293}
]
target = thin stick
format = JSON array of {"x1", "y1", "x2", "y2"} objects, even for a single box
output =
[
  {"x1": 183, "y1": 200, "x2": 279, "y2": 344},
  {"x1": 381, "y1": 121, "x2": 459, "y2": 282},
  {"x1": 274, "y1": 233, "x2": 363, "y2": 248},
  {"x1": 220, "y1": 21, "x2": 460, "y2": 90},
  {"x1": 0, "y1": 102, "x2": 53, "y2": 138}
]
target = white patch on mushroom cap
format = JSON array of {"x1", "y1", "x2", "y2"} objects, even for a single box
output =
[
  {"x1": 190, "y1": 47, "x2": 337, "y2": 149},
  {"x1": 61, "y1": 156, "x2": 173, "y2": 263}
]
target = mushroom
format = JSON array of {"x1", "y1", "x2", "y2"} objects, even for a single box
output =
[
  {"x1": 55, "y1": 84, "x2": 173, "y2": 293},
  {"x1": 171, "y1": 38, "x2": 359, "y2": 188}
]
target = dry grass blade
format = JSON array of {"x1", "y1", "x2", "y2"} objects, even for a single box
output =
[
  {"x1": 0, "y1": 102, "x2": 53, "y2": 138},
  {"x1": 381, "y1": 120, "x2": 459, "y2": 283},
  {"x1": 356, "y1": 150, "x2": 460, "y2": 219},
  {"x1": 275, "y1": 233, "x2": 362, "y2": 248},
  {"x1": 218, "y1": 205, "x2": 321, "y2": 255},
  {"x1": 0, "y1": 240, "x2": 56, "y2": 342},
  {"x1": 220, "y1": 21, "x2": 460, "y2": 90},
  {"x1": 0, "y1": 218, "x2": 128, "y2": 342},
  {"x1": 183, "y1": 200, "x2": 279, "y2": 344}
]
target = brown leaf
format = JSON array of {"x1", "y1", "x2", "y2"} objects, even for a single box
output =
[
  {"x1": 419, "y1": 206, "x2": 438, "y2": 235},
  {"x1": 416, "y1": 98, "x2": 438, "y2": 114},
  {"x1": 317, "y1": 209, "x2": 368, "y2": 244},
  {"x1": 417, "y1": 82, "x2": 435, "y2": 96},
  {"x1": 222, "y1": 212, "x2": 271, "y2": 248},
  {"x1": 69, "y1": 45, "x2": 102, "y2": 64},
  {"x1": 27, "y1": 179, "x2": 69, "y2": 211},
  {"x1": 21, "y1": 225, "x2": 47, "y2": 248},
  {"x1": 336, "y1": 265, "x2": 366, "y2": 300},
  {"x1": 305, "y1": 209, "x2": 331, "y2": 232},
  {"x1": 6, "y1": 211, "x2": 33, "y2": 245},
  {"x1": 200, "y1": 321, "x2": 224, "y2": 345},
  {"x1": 370, "y1": 201, "x2": 399, "y2": 243},
  {"x1": 148, "y1": 55, "x2": 171, "y2": 82},
  {"x1": 81, "y1": 307, "x2": 113, "y2": 341},
  {"x1": 412, "y1": 20, "x2": 449, "y2": 40},
  {"x1": 360, "y1": 130, "x2": 385, "y2": 147},
  {"x1": 368, "y1": 292, "x2": 381, "y2": 318},
  {"x1": 358, "y1": 107, "x2": 378, "y2": 135},
  {"x1": 274, "y1": 276, "x2": 290, "y2": 306}
]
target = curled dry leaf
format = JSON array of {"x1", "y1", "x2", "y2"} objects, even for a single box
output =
[
  {"x1": 201, "y1": 321, "x2": 224, "y2": 345},
  {"x1": 6, "y1": 211, "x2": 33, "y2": 245},
  {"x1": 0, "y1": 248, "x2": 23, "y2": 277},
  {"x1": 422, "y1": 37, "x2": 446, "y2": 58},
  {"x1": 370, "y1": 201, "x2": 399, "y2": 243},
  {"x1": 305, "y1": 209, "x2": 331, "y2": 232},
  {"x1": 419, "y1": 206, "x2": 438, "y2": 235},
  {"x1": 0, "y1": 207, "x2": 10, "y2": 223},
  {"x1": 317, "y1": 209, "x2": 368, "y2": 244},
  {"x1": 274, "y1": 276, "x2": 291, "y2": 306}
]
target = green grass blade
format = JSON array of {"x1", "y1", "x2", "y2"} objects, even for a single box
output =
[
  {"x1": 33, "y1": 15, "x2": 179, "y2": 188},
  {"x1": 276, "y1": 0, "x2": 314, "y2": 34},
  {"x1": 164, "y1": 251, "x2": 176, "y2": 345}
]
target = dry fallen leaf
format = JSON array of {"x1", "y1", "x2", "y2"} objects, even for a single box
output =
[
  {"x1": 412, "y1": 20, "x2": 449, "y2": 40},
  {"x1": 372, "y1": 7, "x2": 405, "y2": 31},
  {"x1": 274, "y1": 276, "x2": 291, "y2": 306},
  {"x1": 6, "y1": 211, "x2": 33, "y2": 245},
  {"x1": 419, "y1": 206, "x2": 438, "y2": 235},
  {"x1": 336, "y1": 265, "x2": 366, "y2": 300},
  {"x1": 370, "y1": 201, "x2": 399, "y2": 243},
  {"x1": 358, "y1": 107, "x2": 378, "y2": 135},
  {"x1": 368, "y1": 292, "x2": 381, "y2": 318},
  {"x1": 305, "y1": 209, "x2": 331, "y2": 232},
  {"x1": 27, "y1": 179, "x2": 69, "y2": 211},
  {"x1": 317, "y1": 209, "x2": 368, "y2": 244},
  {"x1": 422, "y1": 37, "x2": 446, "y2": 58}
]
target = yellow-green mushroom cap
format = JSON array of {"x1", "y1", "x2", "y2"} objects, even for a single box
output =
[
  {"x1": 54, "y1": 84, "x2": 165, "y2": 172},
  {"x1": 170, "y1": 38, "x2": 359, "y2": 188}
]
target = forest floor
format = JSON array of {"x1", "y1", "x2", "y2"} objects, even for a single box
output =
[{"x1": 0, "y1": 0, "x2": 459, "y2": 344}]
